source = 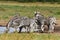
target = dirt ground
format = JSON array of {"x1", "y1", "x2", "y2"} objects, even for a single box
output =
[
  {"x1": 45, "y1": 20, "x2": 60, "y2": 33},
  {"x1": 54, "y1": 20, "x2": 60, "y2": 33},
  {"x1": 0, "y1": 20, "x2": 60, "y2": 33}
]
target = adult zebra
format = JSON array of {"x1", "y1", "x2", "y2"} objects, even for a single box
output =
[
  {"x1": 6, "y1": 14, "x2": 37, "y2": 33},
  {"x1": 47, "y1": 16, "x2": 56, "y2": 33},
  {"x1": 34, "y1": 11, "x2": 45, "y2": 32},
  {"x1": 34, "y1": 11, "x2": 57, "y2": 33}
]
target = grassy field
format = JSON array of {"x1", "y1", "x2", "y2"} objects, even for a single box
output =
[
  {"x1": 0, "y1": 2, "x2": 59, "y2": 21},
  {"x1": 0, "y1": 33, "x2": 60, "y2": 40},
  {"x1": 0, "y1": 2, "x2": 60, "y2": 40},
  {"x1": 0, "y1": 3, "x2": 60, "y2": 26}
]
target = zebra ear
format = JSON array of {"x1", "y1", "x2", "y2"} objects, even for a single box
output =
[
  {"x1": 34, "y1": 11, "x2": 37, "y2": 14},
  {"x1": 34, "y1": 11, "x2": 41, "y2": 16},
  {"x1": 34, "y1": 11, "x2": 37, "y2": 16}
]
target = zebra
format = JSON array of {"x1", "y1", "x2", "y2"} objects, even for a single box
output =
[
  {"x1": 34, "y1": 11, "x2": 45, "y2": 32},
  {"x1": 6, "y1": 13, "x2": 37, "y2": 33},
  {"x1": 47, "y1": 16, "x2": 56, "y2": 33},
  {"x1": 18, "y1": 17, "x2": 38, "y2": 33},
  {"x1": 34, "y1": 11, "x2": 57, "y2": 33}
]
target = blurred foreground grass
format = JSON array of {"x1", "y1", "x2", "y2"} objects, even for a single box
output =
[{"x1": 0, "y1": 33, "x2": 60, "y2": 40}]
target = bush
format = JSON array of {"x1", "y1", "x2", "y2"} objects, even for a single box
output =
[
  {"x1": 16, "y1": 0, "x2": 38, "y2": 2},
  {"x1": 0, "y1": 0, "x2": 60, "y2": 3}
]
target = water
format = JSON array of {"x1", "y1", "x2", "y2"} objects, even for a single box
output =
[{"x1": 0, "y1": 26, "x2": 26, "y2": 34}]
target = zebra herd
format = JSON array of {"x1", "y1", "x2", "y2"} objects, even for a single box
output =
[{"x1": 5, "y1": 11, "x2": 56, "y2": 33}]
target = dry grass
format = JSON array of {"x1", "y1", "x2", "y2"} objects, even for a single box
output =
[
  {"x1": 0, "y1": 33, "x2": 60, "y2": 40},
  {"x1": 0, "y1": 1, "x2": 60, "y2": 7}
]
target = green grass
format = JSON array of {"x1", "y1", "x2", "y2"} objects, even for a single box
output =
[
  {"x1": 0, "y1": 33, "x2": 60, "y2": 40},
  {"x1": 0, "y1": 5, "x2": 60, "y2": 21}
]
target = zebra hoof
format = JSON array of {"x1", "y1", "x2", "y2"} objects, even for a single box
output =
[{"x1": 48, "y1": 30, "x2": 54, "y2": 33}]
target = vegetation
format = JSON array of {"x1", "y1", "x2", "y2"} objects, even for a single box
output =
[
  {"x1": 0, "y1": 0, "x2": 60, "y2": 3},
  {"x1": 0, "y1": 3, "x2": 60, "y2": 21},
  {"x1": 0, "y1": 33, "x2": 60, "y2": 40},
  {"x1": 0, "y1": 2, "x2": 59, "y2": 26}
]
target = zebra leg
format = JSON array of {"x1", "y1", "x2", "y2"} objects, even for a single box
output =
[
  {"x1": 48, "y1": 24, "x2": 54, "y2": 33},
  {"x1": 50, "y1": 24, "x2": 55, "y2": 33},
  {"x1": 18, "y1": 27, "x2": 23, "y2": 33},
  {"x1": 41, "y1": 24, "x2": 44, "y2": 33},
  {"x1": 26, "y1": 27, "x2": 30, "y2": 33},
  {"x1": 14, "y1": 26, "x2": 18, "y2": 33},
  {"x1": 48, "y1": 25, "x2": 52, "y2": 33},
  {"x1": 30, "y1": 23, "x2": 35, "y2": 32},
  {"x1": 6, "y1": 26, "x2": 10, "y2": 33},
  {"x1": 51, "y1": 25, "x2": 55, "y2": 32},
  {"x1": 48, "y1": 25, "x2": 51, "y2": 33}
]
